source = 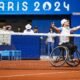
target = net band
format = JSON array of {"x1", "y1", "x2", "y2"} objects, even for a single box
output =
[{"x1": 0, "y1": 32, "x2": 80, "y2": 37}]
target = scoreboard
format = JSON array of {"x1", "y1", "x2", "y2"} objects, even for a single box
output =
[{"x1": 0, "y1": 0, "x2": 80, "y2": 15}]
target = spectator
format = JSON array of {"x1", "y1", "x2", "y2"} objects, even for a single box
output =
[
  {"x1": 17, "y1": 27, "x2": 22, "y2": 32},
  {"x1": 33, "y1": 26, "x2": 38, "y2": 33},
  {"x1": 6, "y1": 25, "x2": 14, "y2": 33},
  {"x1": 3, "y1": 25, "x2": 14, "y2": 45},
  {"x1": 23, "y1": 24, "x2": 34, "y2": 33},
  {"x1": 46, "y1": 27, "x2": 55, "y2": 56},
  {"x1": 2, "y1": 26, "x2": 7, "y2": 32},
  {"x1": 0, "y1": 26, "x2": 8, "y2": 45}
]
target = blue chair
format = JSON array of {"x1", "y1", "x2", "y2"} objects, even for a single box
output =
[
  {"x1": 0, "y1": 45, "x2": 21, "y2": 60},
  {"x1": 11, "y1": 50, "x2": 21, "y2": 60},
  {"x1": 0, "y1": 50, "x2": 10, "y2": 60}
]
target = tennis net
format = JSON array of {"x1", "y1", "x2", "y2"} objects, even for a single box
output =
[{"x1": 0, "y1": 33, "x2": 80, "y2": 70}]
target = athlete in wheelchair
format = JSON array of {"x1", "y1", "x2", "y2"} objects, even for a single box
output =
[{"x1": 49, "y1": 19, "x2": 80, "y2": 67}]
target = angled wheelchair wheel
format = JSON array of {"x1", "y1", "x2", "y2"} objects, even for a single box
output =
[
  {"x1": 49, "y1": 46, "x2": 68, "y2": 67},
  {"x1": 66, "y1": 50, "x2": 80, "y2": 67}
]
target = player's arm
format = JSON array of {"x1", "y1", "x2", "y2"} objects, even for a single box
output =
[
  {"x1": 70, "y1": 26, "x2": 80, "y2": 33},
  {"x1": 52, "y1": 26, "x2": 61, "y2": 33}
]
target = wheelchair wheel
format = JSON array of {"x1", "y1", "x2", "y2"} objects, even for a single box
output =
[
  {"x1": 49, "y1": 46, "x2": 68, "y2": 67},
  {"x1": 66, "y1": 50, "x2": 80, "y2": 67}
]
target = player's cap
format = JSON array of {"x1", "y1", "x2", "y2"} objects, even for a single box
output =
[
  {"x1": 61, "y1": 19, "x2": 68, "y2": 25},
  {"x1": 25, "y1": 24, "x2": 32, "y2": 29}
]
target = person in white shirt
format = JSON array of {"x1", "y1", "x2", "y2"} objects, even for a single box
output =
[
  {"x1": 52, "y1": 19, "x2": 80, "y2": 59},
  {"x1": 0, "y1": 26, "x2": 8, "y2": 45},
  {"x1": 46, "y1": 27, "x2": 55, "y2": 55},
  {"x1": 1, "y1": 25, "x2": 14, "y2": 45},
  {"x1": 23, "y1": 24, "x2": 34, "y2": 34}
]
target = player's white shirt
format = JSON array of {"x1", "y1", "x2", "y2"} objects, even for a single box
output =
[
  {"x1": 59, "y1": 27, "x2": 70, "y2": 45},
  {"x1": 59, "y1": 26, "x2": 80, "y2": 45},
  {"x1": 23, "y1": 29, "x2": 34, "y2": 34},
  {"x1": 46, "y1": 32, "x2": 55, "y2": 43}
]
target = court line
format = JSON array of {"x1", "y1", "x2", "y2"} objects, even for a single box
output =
[{"x1": 0, "y1": 71, "x2": 79, "y2": 78}]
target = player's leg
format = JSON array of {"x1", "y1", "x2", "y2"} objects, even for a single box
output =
[{"x1": 66, "y1": 43, "x2": 80, "y2": 67}]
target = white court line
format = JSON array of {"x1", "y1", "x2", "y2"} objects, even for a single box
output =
[{"x1": 0, "y1": 71, "x2": 79, "y2": 78}]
